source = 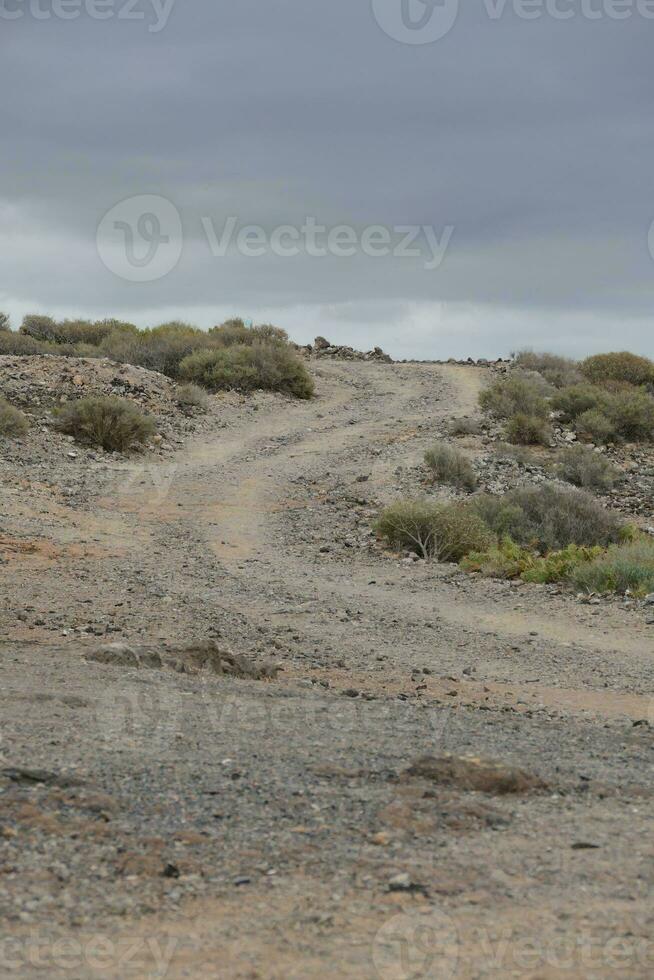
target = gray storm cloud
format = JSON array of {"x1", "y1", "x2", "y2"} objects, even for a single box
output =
[{"x1": 1, "y1": 1, "x2": 653, "y2": 357}]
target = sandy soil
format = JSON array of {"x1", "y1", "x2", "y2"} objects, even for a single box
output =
[{"x1": 1, "y1": 361, "x2": 652, "y2": 978}]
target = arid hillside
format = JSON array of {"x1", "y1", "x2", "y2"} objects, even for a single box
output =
[{"x1": 1, "y1": 349, "x2": 652, "y2": 979}]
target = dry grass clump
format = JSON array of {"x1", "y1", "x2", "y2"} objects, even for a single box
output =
[
  {"x1": 424, "y1": 442, "x2": 477, "y2": 490},
  {"x1": 447, "y1": 417, "x2": 482, "y2": 437},
  {"x1": 580, "y1": 351, "x2": 654, "y2": 388},
  {"x1": 55, "y1": 396, "x2": 155, "y2": 452},
  {"x1": 554, "y1": 446, "x2": 621, "y2": 490},
  {"x1": 0, "y1": 397, "x2": 29, "y2": 438},
  {"x1": 375, "y1": 499, "x2": 493, "y2": 561},
  {"x1": 175, "y1": 383, "x2": 210, "y2": 412}
]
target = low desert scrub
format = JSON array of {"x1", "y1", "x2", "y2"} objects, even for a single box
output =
[
  {"x1": 552, "y1": 384, "x2": 612, "y2": 423},
  {"x1": 493, "y1": 442, "x2": 537, "y2": 465},
  {"x1": 554, "y1": 446, "x2": 621, "y2": 490},
  {"x1": 0, "y1": 331, "x2": 49, "y2": 356},
  {"x1": 375, "y1": 499, "x2": 493, "y2": 561},
  {"x1": 580, "y1": 351, "x2": 654, "y2": 388},
  {"x1": 0, "y1": 397, "x2": 29, "y2": 438},
  {"x1": 607, "y1": 387, "x2": 654, "y2": 441},
  {"x1": 424, "y1": 442, "x2": 477, "y2": 490},
  {"x1": 479, "y1": 374, "x2": 550, "y2": 420},
  {"x1": 179, "y1": 343, "x2": 314, "y2": 399},
  {"x1": 570, "y1": 539, "x2": 654, "y2": 596},
  {"x1": 55, "y1": 396, "x2": 155, "y2": 452},
  {"x1": 462, "y1": 538, "x2": 603, "y2": 583},
  {"x1": 176, "y1": 383, "x2": 209, "y2": 412},
  {"x1": 467, "y1": 484, "x2": 624, "y2": 553},
  {"x1": 575, "y1": 408, "x2": 617, "y2": 444},
  {"x1": 513, "y1": 350, "x2": 582, "y2": 388},
  {"x1": 505, "y1": 413, "x2": 551, "y2": 446},
  {"x1": 0, "y1": 312, "x2": 10, "y2": 331},
  {"x1": 447, "y1": 417, "x2": 482, "y2": 437}
]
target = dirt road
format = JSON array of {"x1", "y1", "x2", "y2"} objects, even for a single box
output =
[{"x1": 1, "y1": 361, "x2": 652, "y2": 977}]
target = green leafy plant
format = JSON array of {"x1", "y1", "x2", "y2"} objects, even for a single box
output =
[{"x1": 179, "y1": 343, "x2": 314, "y2": 399}]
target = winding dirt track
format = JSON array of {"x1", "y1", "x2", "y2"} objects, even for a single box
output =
[{"x1": 3, "y1": 361, "x2": 653, "y2": 978}]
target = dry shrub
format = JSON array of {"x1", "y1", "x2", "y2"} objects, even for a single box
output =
[
  {"x1": 575, "y1": 409, "x2": 617, "y2": 444},
  {"x1": 505, "y1": 413, "x2": 551, "y2": 446},
  {"x1": 176, "y1": 383, "x2": 209, "y2": 412},
  {"x1": 554, "y1": 446, "x2": 621, "y2": 490},
  {"x1": 0, "y1": 397, "x2": 29, "y2": 438},
  {"x1": 571, "y1": 539, "x2": 654, "y2": 596},
  {"x1": 467, "y1": 484, "x2": 623, "y2": 553},
  {"x1": 424, "y1": 442, "x2": 477, "y2": 490},
  {"x1": 552, "y1": 384, "x2": 612, "y2": 423},
  {"x1": 447, "y1": 417, "x2": 482, "y2": 436},
  {"x1": 375, "y1": 499, "x2": 493, "y2": 561},
  {"x1": 513, "y1": 350, "x2": 582, "y2": 388},
  {"x1": 479, "y1": 374, "x2": 550, "y2": 419},
  {"x1": 55, "y1": 397, "x2": 155, "y2": 452},
  {"x1": 179, "y1": 343, "x2": 314, "y2": 399}
]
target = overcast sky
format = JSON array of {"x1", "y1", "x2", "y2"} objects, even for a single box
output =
[{"x1": 2, "y1": 1, "x2": 653, "y2": 358}]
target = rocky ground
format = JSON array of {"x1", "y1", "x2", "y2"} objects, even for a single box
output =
[{"x1": 0, "y1": 357, "x2": 652, "y2": 978}]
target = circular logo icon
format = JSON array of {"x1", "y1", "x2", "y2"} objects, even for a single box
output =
[
  {"x1": 372, "y1": 908, "x2": 459, "y2": 979},
  {"x1": 371, "y1": 0, "x2": 459, "y2": 44},
  {"x1": 96, "y1": 194, "x2": 182, "y2": 282}
]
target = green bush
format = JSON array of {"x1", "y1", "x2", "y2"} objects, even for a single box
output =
[
  {"x1": 513, "y1": 351, "x2": 581, "y2": 388},
  {"x1": 479, "y1": 374, "x2": 550, "y2": 419},
  {"x1": 375, "y1": 499, "x2": 493, "y2": 561},
  {"x1": 101, "y1": 322, "x2": 211, "y2": 378},
  {"x1": 554, "y1": 446, "x2": 621, "y2": 490},
  {"x1": 505, "y1": 413, "x2": 551, "y2": 446},
  {"x1": 467, "y1": 484, "x2": 623, "y2": 553},
  {"x1": 580, "y1": 352, "x2": 654, "y2": 387},
  {"x1": 575, "y1": 408, "x2": 617, "y2": 444},
  {"x1": 571, "y1": 539, "x2": 654, "y2": 597},
  {"x1": 55, "y1": 397, "x2": 155, "y2": 452},
  {"x1": 552, "y1": 384, "x2": 612, "y2": 423},
  {"x1": 176, "y1": 383, "x2": 209, "y2": 412},
  {"x1": 424, "y1": 442, "x2": 477, "y2": 490},
  {"x1": 180, "y1": 343, "x2": 314, "y2": 399},
  {"x1": 607, "y1": 388, "x2": 654, "y2": 441},
  {"x1": 0, "y1": 312, "x2": 10, "y2": 332},
  {"x1": 0, "y1": 397, "x2": 29, "y2": 438}
]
